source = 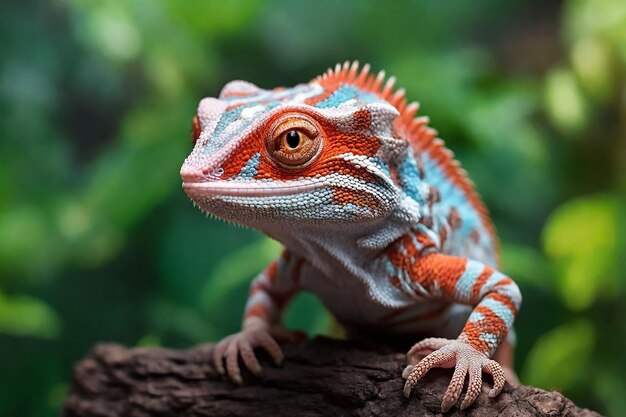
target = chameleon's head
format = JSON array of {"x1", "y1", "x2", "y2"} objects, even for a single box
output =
[{"x1": 181, "y1": 62, "x2": 416, "y2": 233}]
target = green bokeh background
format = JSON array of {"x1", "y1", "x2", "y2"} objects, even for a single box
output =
[{"x1": 1, "y1": 0, "x2": 625, "y2": 415}]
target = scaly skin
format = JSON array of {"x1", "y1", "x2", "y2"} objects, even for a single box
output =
[{"x1": 181, "y1": 61, "x2": 522, "y2": 412}]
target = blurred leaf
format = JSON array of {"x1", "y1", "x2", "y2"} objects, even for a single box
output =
[
  {"x1": 284, "y1": 292, "x2": 332, "y2": 336},
  {"x1": 0, "y1": 206, "x2": 47, "y2": 271},
  {"x1": 47, "y1": 383, "x2": 69, "y2": 411},
  {"x1": 86, "y1": 3, "x2": 141, "y2": 63},
  {"x1": 571, "y1": 37, "x2": 614, "y2": 101},
  {"x1": 522, "y1": 319, "x2": 594, "y2": 391},
  {"x1": 0, "y1": 291, "x2": 61, "y2": 339},
  {"x1": 542, "y1": 194, "x2": 620, "y2": 309},
  {"x1": 165, "y1": 0, "x2": 263, "y2": 36},
  {"x1": 150, "y1": 300, "x2": 215, "y2": 344},
  {"x1": 391, "y1": 48, "x2": 488, "y2": 128},
  {"x1": 594, "y1": 370, "x2": 626, "y2": 417},
  {"x1": 201, "y1": 237, "x2": 281, "y2": 306},
  {"x1": 200, "y1": 237, "x2": 281, "y2": 333},
  {"x1": 0, "y1": 206, "x2": 60, "y2": 280},
  {"x1": 564, "y1": 0, "x2": 626, "y2": 43},
  {"x1": 136, "y1": 333, "x2": 161, "y2": 347},
  {"x1": 500, "y1": 243, "x2": 550, "y2": 289},
  {"x1": 544, "y1": 68, "x2": 589, "y2": 135}
]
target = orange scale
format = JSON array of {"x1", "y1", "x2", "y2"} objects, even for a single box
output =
[
  {"x1": 244, "y1": 303, "x2": 269, "y2": 319},
  {"x1": 304, "y1": 90, "x2": 335, "y2": 106},
  {"x1": 473, "y1": 305, "x2": 508, "y2": 332},
  {"x1": 327, "y1": 133, "x2": 380, "y2": 157},
  {"x1": 461, "y1": 322, "x2": 487, "y2": 350},
  {"x1": 485, "y1": 292, "x2": 518, "y2": 315},
  {"x1": 352, "y1": 108, "x2": 372, "y2": 131},
  {"x1": 470, "y1": 267, "x2": 495, "y2": 300},
  {"x1": 401, "y1": 234, "x2": 420, "y2": 260},
  {"x1": 222, "y1": 91, "x2": 255, "y2": 99},
  {"x1": 384, "y1": 247, "x2": 406, "y2": 272},
  {"x1": 220, "y1": 152, "x2": 258, "y2": 179},
  {"x1": 389, "y1": 276, "x2": 401, "y2": 288},
  {"x1": 265, "y1": 261, "x2": 278, "y2": 283},
  {"x1": 414, "y1": 255, "x2": 467, "y2": 292},
  {"x1": 416, "y1": 233, "x2": 436, "y2": 248},
  {"x1": 249, "y1": 284, "x2": 263, "y2": 297}
]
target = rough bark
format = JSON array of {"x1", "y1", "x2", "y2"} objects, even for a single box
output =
[{"x1": 63, "y1": 337, "x2": 601, "y2": 417}]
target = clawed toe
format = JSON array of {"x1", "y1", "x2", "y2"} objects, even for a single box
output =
[
  {"x1": 212, "y1": 327, "x2": 287, "y2": 385},
  {"x1": 402, "y1": 364, "x2": 414, "y2": 379}
]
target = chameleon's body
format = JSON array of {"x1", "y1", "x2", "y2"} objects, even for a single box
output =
[{"x1": 181, "y1": 62, "x2": 522, "y2": 412}]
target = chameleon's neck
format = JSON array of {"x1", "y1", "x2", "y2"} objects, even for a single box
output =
[{"x1": 261, "y1": 195, "x2": 422, "y2": 278}]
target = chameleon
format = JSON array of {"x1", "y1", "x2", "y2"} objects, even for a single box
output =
[{"x1": 180, "y1": 61, "x2": 522, "y2": 412}]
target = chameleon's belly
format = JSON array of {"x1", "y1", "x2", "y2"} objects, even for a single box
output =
[{"x1": 299, "y1": 264, "x2": 471, "y2": 338}]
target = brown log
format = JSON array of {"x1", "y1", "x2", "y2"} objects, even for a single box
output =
[{"x1": 63, "y1": 337, "x2": 601, "y2": 417}]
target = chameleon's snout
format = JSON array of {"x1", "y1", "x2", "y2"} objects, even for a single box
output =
[{"x1": 180, "y1": 165, "x2": 209, "y2": 184}]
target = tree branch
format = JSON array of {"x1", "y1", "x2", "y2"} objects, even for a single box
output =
[{"x1": 63, "y1": 337, "x2": 601, "y2": 417}]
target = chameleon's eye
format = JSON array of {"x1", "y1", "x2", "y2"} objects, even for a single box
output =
[
  {"x1": 266, "y1": 114, "x2": 324, "y2": 169},
  {"x1": 190, "y1": 115, "x2": 202, "y2": 144}
]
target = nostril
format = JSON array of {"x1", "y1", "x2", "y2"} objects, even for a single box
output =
[
  {"x1": 200, "y1": 167, "x2": 224, "y2": 180},
  {"x1": 180, "y1": 166, "x2": 208, "y2": 183},
  {"x1": 208, "y1": 167, "x2": 224, "y2": 177}
]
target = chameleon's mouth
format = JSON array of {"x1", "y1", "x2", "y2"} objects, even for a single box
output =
[{"x1": 182, "y1": 179, "x2": 325, "y2": 198}]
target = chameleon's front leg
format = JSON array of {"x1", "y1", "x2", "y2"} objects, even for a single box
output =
[
  {"x1": 401, "y1": 253, "x2": 522, "y2": 412},
  {"x1": 213, "y1": 251, "x2": 301, "y2": 384}
]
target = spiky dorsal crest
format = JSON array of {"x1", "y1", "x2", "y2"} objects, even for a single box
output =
[{"x1": 314, "y1": 61, "x2": 497, "y2": 245}]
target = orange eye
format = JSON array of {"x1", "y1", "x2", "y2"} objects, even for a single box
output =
[
  {"x1": 190, "y1": 115, "x2": 201, "y2": 144},
  {"x1": 266, "y1": 114, "x2": 323, "y2": 169}
]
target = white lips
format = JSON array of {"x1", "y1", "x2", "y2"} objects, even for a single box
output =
[{"x1": 182, "y1": 180, "x2": 325, "y2": 197}]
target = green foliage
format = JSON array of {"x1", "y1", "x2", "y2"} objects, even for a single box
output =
[
  {"x1": 523, "y1": 319, "x2": 594, "y2": 391},
  {"x1": 201, "y1": 237, "x2": 281, "y2": 337},
  {"x1": 545, "y1": 68, "x2": 590, "y2": 135},
  {"x1": 1, "y1": 0, "x2": 625, "y2": 416},
  {"x1": 543, "y1": 195, "x2": 621, "y2": 310},
  {"x1": 0, "y1": 291, "x2": 60, "y2": 339}
]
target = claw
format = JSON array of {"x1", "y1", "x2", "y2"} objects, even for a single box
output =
[
  {"x1": 212, "y1": 339, "x2": 229, "y2": 374},
  {"x1": 402, "y1": 364, "x2": 414, "y2": 379},
  {"x1": 403, "y1": 381, "x2": 413, "y2": 398},
  {"x1": 256, "y1": 331, "x2": 284, "y2": 366},
  {"x1": 239, "y1": 340, "x2": 262, "y2": 377},
  {"x1": 225, "y1": 343, "x2": 243, "y2": 384}
]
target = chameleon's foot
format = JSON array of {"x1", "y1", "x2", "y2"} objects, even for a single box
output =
[
  {"x1": 212, "y1": 322, "x2": 304, "y2": 385},
  {"x1": 403, "y1": 338, "x2": 505, "y2": 412}
]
